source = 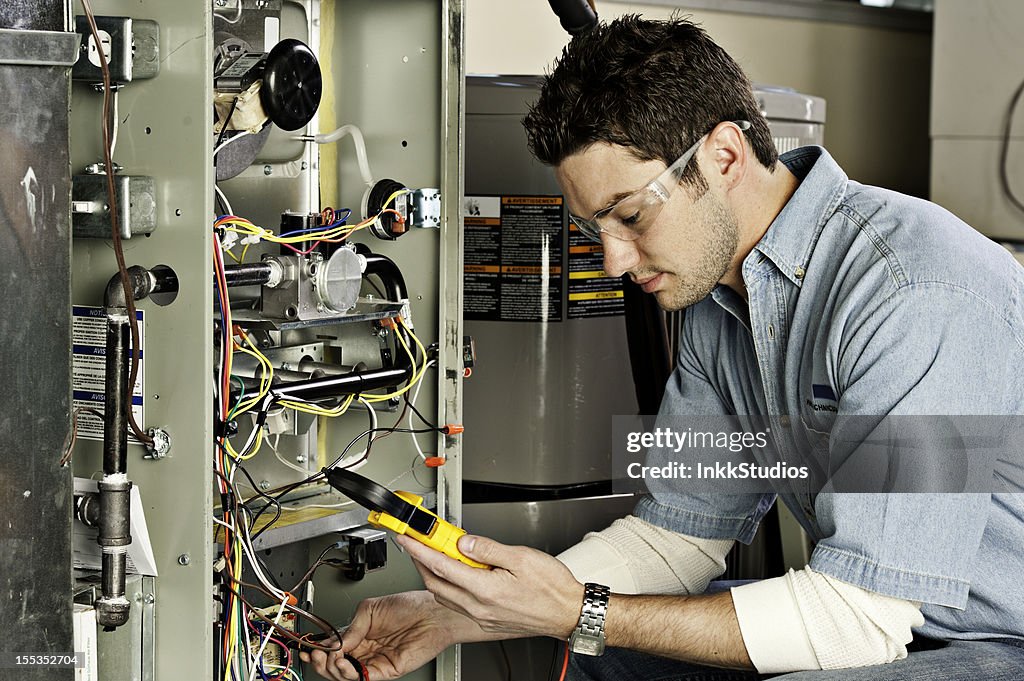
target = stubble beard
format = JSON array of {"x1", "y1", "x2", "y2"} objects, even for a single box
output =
[{"x1": 656, "y1": 193, "x2": 739, "y2": 312}]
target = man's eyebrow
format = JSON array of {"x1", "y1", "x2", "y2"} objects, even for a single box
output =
[{"x1": 571, "y1": 190, "x2": 635, "y2": 219}]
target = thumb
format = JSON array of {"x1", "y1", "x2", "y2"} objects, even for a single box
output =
[{"x1": 457, "y1": 534, "x2": 506, "y2": 566}]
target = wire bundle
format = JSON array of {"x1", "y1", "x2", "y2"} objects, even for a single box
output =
[{"x1": 211, "y1": 204, "x2": 442, "y2": 679}]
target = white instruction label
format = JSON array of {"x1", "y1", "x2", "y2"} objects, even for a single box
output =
[{"x1": 71, "y1": 306, "x2": 144, "y2": 443}]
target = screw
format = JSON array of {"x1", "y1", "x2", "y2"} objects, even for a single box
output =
[
  {"x1": 178, "y1": 553, "x2": 191, "y2": 566},
  {"x1": 23, "y1": 490, "x2": 30, "y2": 498},
  {"x1": 215, "y1": 0, "x2": 226, "y2": 6},
  {"x1": 264, "y1": 165, "x2": 273, "y2": 176},
  {"x1": 301, "y1": 161, "x2": 308, "y2": 171},
  {"x1": 295, "y1": 455, "x2": 307, "y2": 464},
  {"x1": 144, "y1": 594, "x2": 156, "y2": 604},
  {"x1": 259, "y1": 480, "x2": 271, "y2": 491}
]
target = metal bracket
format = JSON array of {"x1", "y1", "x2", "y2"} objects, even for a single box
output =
[
  {"x1": 72, "y1": 173, "x2": 157, "y2": 239},
  {"x1": 410, "y1": 188, "x2": 442, "y2": 228},
  {"x1": 72, "y1": 16, "x2": 160, "y2": 84}
]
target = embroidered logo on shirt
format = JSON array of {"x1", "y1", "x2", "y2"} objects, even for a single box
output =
[{"x1": 806, "y1": 383, "x2": 838, "y2": 412}]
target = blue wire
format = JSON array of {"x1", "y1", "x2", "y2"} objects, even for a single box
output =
[{"x1": 279, "y1": 209, "x2": 352, "y2": 237}]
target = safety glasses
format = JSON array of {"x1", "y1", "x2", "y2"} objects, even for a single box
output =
[{"x1": 568, "y1": 120, "x2": 751, "y2": 243}]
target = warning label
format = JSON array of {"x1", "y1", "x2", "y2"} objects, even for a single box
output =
[
  {"x1": 71, "y1": 305, "x2": 145, "y2": 443},
  {"x1": 567, "y1": 224, "x2": 625, "y2": 318},
  {"x1": 464, "y1": 195, "x2": 563, "y2": 322}
]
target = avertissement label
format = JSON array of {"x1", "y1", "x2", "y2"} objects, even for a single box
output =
[{"x1": 464, "y1": 195, "x2": 625, "y2": 321}]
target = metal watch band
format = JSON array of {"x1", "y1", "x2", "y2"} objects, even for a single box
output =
[{"x1": 569, "y1": 582, "x2": 611, "y2": 656}]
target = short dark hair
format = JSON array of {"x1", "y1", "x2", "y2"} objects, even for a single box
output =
[{"x1": 523, "y1": 15, "x2": 777, "y2": 189}]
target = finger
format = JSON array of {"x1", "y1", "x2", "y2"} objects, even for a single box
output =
[
  {"x1": 309, "y1": 649, "x2": 332, "y2": 679},
  {"x1": 456, "y1": 534, "x2": 512, "y2": 568},
  {"x1": 341, "y1": 601, "x2": 373, "y2": 650},
  {"x1": 328, "y1": 651, "x2": 361, "y2": 681},
  {"x1": 398, "y1": 535, "x2": 474, "y2": 584}
]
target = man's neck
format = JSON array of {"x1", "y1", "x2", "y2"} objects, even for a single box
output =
[{"x1": 721, "y1": 163, "x2": 801, "y2": 298}]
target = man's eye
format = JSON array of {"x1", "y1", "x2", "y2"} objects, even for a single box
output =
[{"x1": 621, "y1": 212, "x2": 641, "y2": 226}]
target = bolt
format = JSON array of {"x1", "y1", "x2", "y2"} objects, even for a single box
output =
[
  {"x1": 295, "y1": 455, "x2": 307, "y2": 464},
  {"x1": 177, "y1": 553, "x2": 191, "y2": 566},
  {"x1": 259, "y1": 480, "x2": 271, "y2": 491},
  {"x1": 301, "y1": 161, "x2": 308, "y2": 171},
  {"x1": 144, "y1": 594, "x2": 156, "y2": 604},
  {"x1": 215, "y1": 0, "x2": 226, "y2": 6},
  {"x1": 264, "y1": 165, "x2": 273, "y2": 176}
]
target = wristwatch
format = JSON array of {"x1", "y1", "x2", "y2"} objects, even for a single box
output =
[{"x1": 568, "y1": 582, "x2": 611, "y2": 656}]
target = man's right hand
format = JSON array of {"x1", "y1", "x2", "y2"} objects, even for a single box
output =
[{"x1": 300, "y1": 590, "x2": 482, "y2": 681}]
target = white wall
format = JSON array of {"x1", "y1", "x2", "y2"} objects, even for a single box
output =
[{"x1": 466, "y1": 1, "x2": 932, "y2": 197}]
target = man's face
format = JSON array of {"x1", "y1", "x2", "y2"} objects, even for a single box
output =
[{"x1": 556, "y1": 143, "x2": 739, "y2": 311}]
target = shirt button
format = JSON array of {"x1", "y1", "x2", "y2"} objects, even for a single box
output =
[
  {"x1": 780, "y1": 415, "x2": 791, "y2": 428},
  {"x1": 794, "y1": 266, "x2": 806, "y2": 280},
  {"x1": 767, "y1": 324, "x2": 775, "y2": 339}
]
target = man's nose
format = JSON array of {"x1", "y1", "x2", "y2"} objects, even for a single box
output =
[{"x1": 601, "y1": 233, "x2": 640, "y2": 278}]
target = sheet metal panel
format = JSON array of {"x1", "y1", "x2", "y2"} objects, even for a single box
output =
[{"x1": 0, "y1": 21, "x2": 76, "y2": 680}]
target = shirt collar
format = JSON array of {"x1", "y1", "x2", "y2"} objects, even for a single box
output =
[{"x1": 747, "y1": 146, "x2": 848, "y2": 287}]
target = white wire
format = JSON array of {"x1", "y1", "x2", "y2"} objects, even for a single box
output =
[
  {"x1": 408, "y1": 360, "x2": 437, "y2": 461},
  {"x1": 110, "y1": 89, "x2": 119, "y2": 159},
  {"x1": 214, "y1": 0, "x2": 243, "y2": 23},
  {"x1": 267, "y1": 432, "x2": 310, "y2": 474},
  {"x1": 278, "y1": 499, "x2": 356, "y2": 512},
  {"x1": 214, "y1": 184, "x2": 234, "y2": 217},
  {"x1": 306, "y1": 124, "x2": 374, "y2": 188},
  {"x1": 323, "y1": 397, "x2": 377, "y2": 472},
  {"x1": 248, "y1": 593, "x2": 289, "y2": 681},
  {"x1": 234, "y1": 504, "x2": 288, "y2": 600},
  {"x1": 214, "y1": 129, "x2": 253, "y2": 157}
]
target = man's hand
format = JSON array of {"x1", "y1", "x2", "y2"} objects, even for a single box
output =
[
  {"x1": 398, "y1": 533, "x2": 585, "y2": 640},
  {"x1": 299, "y1": 590, "x2": 471, "y2": 681}
]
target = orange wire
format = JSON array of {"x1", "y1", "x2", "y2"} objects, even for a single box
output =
[{"x1": 558, "y1": 642, "x2": 569, "y2": 681}]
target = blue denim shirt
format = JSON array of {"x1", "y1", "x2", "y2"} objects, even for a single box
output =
[{"x1": 636, "y1": 147, "x2": 1024, "y2": 641}]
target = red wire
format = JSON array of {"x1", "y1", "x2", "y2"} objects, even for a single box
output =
[{"x1": 558, "y1": 642, "x2": 569, "y2": 681}]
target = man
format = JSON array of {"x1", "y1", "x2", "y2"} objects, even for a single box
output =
[{"x1": 303, "y1": 15, "x2": 1024, "y2": 681}]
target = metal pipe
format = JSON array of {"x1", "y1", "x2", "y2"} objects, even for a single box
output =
[
  {"x1": 96, "y1": 265, "x2": 177, "y2": 630},
  {"x1": 95, "y1": 307, "x2": 133, "y2": 629},
  {"x1": 223, "y1": 261, "x2": 277, "y2": 288},
  {"x1": 102, "y1": 311, "x2": 130, "y2": 474},
  {"x1": 269, "y1": 367, "x2": 411, "y2": 401}
]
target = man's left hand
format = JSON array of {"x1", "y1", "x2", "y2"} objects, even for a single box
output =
[{"x1": 397, "y1": 533, "x2": 585, "y2": 640}]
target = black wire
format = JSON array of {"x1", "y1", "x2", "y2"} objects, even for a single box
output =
[
  {"x1": 232, "y1": 459, "x2": 283, "y2": 542},
  {"x1": 214, "y1": 459, "x2": 284, "y2": 592},
  {"x1": 498, "y1": 640, "x2": 513, "y2": 681},
  {"x1": 1000, "y1": 75, "x2": 1024, "y2": 215},
  {"x1": 215, "y1": 97, "x2": 239, "y2": 157},
  {"x1": 403, "y1": 391, "x2": 439, "y2": 430}
]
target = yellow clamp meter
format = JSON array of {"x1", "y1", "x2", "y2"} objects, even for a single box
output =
[{"x1": 323, "y1": 467, "x2": 489, "y2": 569}]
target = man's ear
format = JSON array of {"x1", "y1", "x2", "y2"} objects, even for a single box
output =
[{"x1": 708, "y1": 122, "x2": 748, "y2": 191}]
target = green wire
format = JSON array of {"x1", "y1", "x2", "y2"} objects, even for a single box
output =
[{"x1": 227, "y1": 375, "x2": 246, "y2": 421}]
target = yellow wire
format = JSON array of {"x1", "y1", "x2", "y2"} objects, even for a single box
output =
[
  {"x1": 226, "y1": 248, "x2": 241, "y2": 263},
  {"x1": 216, "y1": 189, "x2": 408, "y2": 247},
  {"x1": 230, "y1": 340, "x2": 274, "y2": 415},
  {"x1": 279, "y1": 393, "x2": 354, "y2": 417},
  {"x1": 363, "y1": 319, "x2": 428, "y2": 403}
]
